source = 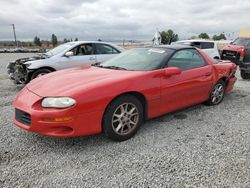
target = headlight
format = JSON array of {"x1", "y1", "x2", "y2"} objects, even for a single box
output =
[{"x1": 41, "y1": 97, "x2": 76, "y2": 108}]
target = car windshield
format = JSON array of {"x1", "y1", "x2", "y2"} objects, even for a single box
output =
[
  {"x1": 46, "y1": 43, "x2": 75, "y2": 57},
  {"x1": 97, "y1": 48, "x2": 171, "y2": 71},
  {"x1": 231, "y1": 38, "x2": 250, "y2": 46}
]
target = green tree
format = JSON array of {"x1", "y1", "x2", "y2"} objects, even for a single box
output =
[
  {"x1": 198, "y1": 33, "x2": 210, "y2": 39},
  {"x1": 51, "y1": 34, "x2": 58, "y2": 47},
  {"x1": 33, "y1": 36, "x2": 41, "y2": 46},
  {"x1": 63, "y1": 38, "x2": 70, "y2": 43},
  {"x1": 189, "y1": 36, "x2": 197, "y2": 39},
  {"x1": 160, "y1": 29, "x2": 179, "y2": 44},
  {"x1": 212, "y1": 33, "x2": 226, "y2": 40}
]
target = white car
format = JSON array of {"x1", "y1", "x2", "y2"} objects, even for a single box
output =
[
  {"x1": 171, "y1": 40, "x2": 221, "y2": 59},
  {"x1": 7, "y1": 41, "x2": 125, "y2": 84}
]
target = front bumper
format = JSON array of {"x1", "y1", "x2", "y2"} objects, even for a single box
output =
[
  {"x1": 225, "y1": 76, "x2": 237, "y2": 93},
  {"x1": 7, "y1": 62, "x2": 15, "y2": 80},
  {"x1": 7, "y1": 62, "x2": 33, "y2": 84},
  {"x1": 13, "y1": 88, "x2": 103, "y2": 137}
]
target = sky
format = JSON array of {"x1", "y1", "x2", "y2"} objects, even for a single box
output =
[{"x1": 0, "y1": 0, "x2": 249, "y2": 41}]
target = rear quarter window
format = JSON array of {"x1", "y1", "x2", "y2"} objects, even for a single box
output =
[{"x1": 201, "y1": 42, "x2": 214, "y2": 49}]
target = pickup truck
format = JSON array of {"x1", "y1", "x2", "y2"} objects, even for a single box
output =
[{"x1": 221, "y1": 37, "x2": 250, "y2": 79}]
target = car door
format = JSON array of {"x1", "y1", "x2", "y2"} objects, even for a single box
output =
[
  {"x1": 94, "y1": 43, "x2": 120, "y2": 63},
  {"x1": 160, "y1": 49, "x2": 213, "y2": 114},
  {"x1": 57, "y1": 43, "x2": 97, "y2": 70}
]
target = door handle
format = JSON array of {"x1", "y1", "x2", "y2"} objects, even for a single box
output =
[
  {"x1": 205, "y1": 72, "x2": 212, "y2": 76},
  {"x1": 89, "y1": 57, "x2": 96, "y2": 61}
]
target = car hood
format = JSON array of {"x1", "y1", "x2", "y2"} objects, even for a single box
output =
[
  {"x1": 13, "y1": 54, "x2": 48, "y2": 64},
  {"x1": 26, "y1": 66, "x2": 143, "y2": 97},
  {"x1": 223, "y1": 44, "x2": 245, "y2": 52}
]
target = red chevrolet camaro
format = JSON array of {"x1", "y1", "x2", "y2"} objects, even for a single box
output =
[{"x1": 13, "y1": 45, "x2": 237, "y2": 141}]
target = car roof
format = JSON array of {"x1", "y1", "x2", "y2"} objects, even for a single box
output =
[
  {"x1": 66, "y1": 41, "x2": 116, "y2": 45},
  {"x1": 150, "y1": 44, "x2": 196, "y2": 50},
  {"x1": 65, "y1": 41, "x2": 125, "y2": 51},
  {"x1": 174, "y1": 39, "x2": 217, "y2": 43}
]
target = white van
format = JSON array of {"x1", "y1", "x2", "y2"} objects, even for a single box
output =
[{"x1": 171, "y1": 39, "x2": 221, "y2": 59}]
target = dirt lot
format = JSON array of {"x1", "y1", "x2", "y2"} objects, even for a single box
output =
[{"x1": 0, "y1": 53, "x2": 249, "y2": 187}]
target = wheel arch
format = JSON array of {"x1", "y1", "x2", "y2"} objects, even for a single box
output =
[
  {"x1": 28, "y1": 66, "x2": 56, "y2": 81},
  {"x1": 35, "y1": 66, "x2": 56, "y2": 72},
  {"x1": 219, "y1": 76, "x2": 228, "y2": 86},
  {"x1": 102, "y1": 91, "x2": 148, "y2": 130}
]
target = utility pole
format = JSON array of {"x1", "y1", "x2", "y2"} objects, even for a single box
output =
[{"x1": 11, "y1": 24, "x2": 17, "y2": 47}]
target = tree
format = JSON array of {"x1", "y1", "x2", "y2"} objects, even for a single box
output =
[
  {"x1": 51, "y1": 34, "x2": 58, "y2": 47},
  {"x1": 74, "y1": 38, "x2": 78, "y2": 41},
  {"x1": 189, "y1": 36, "x2": 198, "y2": 39},
  {"x1": 160, "y1": 29, "x2": 179, "y2": 44},
  {"x1": 33, "y1": 36, "x2": 41, "y2": 46},
  {"x1": 198, "y1": 33, "x2": 210, "y2": 39},
  {"x1": 212, "y1": 33, "x2": 226, "y2": 40},
  {"x1": 63, "y1": 38, "x2": 70, "y2": 43}
]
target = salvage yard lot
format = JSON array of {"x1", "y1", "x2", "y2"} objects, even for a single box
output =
[{"x1": 0, "y1": 53, "x2": 250, "y2": 187}]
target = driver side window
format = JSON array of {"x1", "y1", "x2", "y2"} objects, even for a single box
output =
[
  {"x1": 70, "y1": 44, "x2": 94, "y2": 56},
  {"x1": 168, "y1": 49, "x2": 206, "y2": 71}
]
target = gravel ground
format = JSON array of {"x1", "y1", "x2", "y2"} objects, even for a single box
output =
[{"x1": 0, "y1": 53, "x2": 249, "y2": 188}]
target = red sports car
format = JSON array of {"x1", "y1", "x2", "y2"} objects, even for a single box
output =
[{"x1": 13, "y1": 46, "x2": 237, "y2": 141}]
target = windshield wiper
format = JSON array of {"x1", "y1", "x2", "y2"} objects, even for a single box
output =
[
  {"x1": 92, "y1": 64, "x2": 127, "y2": 70},
  {"x1": 102, "y1": 66, "x2": 127, "y2": 70},
  {"x1": 91, "y1": 63, "x2": 102, "y2": 67}
]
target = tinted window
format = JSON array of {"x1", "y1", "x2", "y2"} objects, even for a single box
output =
[
  {"x1": 71, "y1": 44, "x2": 94, "y2": 56},
  {"x1": 95, "y1": 44, "x2": 120, "y2": 54},
  {"x1": 168, "y1": 49, "x2": 206, "y2": 70},
  {"x1": 201, "y1": 42, "x2": 214, "y2": 49},
  {"x1": 191, "y1": 42, "x2": 201, "y2": 48}
]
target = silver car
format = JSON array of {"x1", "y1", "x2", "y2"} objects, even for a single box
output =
[{"x1": 7, "y1": 41, "x2": 125, "y2": 84}]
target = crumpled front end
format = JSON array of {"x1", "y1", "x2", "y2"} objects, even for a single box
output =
[
  {"x1": 7, "y1": 61, "x2": 29, "y2": 84},
  {"x1": 7, "y1": 56, "x2": 46, "y2": 84}
]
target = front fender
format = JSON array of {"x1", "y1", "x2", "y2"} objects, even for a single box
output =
[{"x1": 25, "y1": 59, "x2": 55, "y2": 70}]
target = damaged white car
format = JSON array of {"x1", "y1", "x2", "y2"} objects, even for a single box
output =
[{"x1": 7, "y1": 41, "x2": 124, "y2": 84}]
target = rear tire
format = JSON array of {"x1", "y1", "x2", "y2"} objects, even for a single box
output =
[
  {"x1": 240, "y1": 70, "x2": 250, "y2": 79},
  {"x1": 205, "y1": 80, "x2": 225, "y2": 106},
  {"x1": 31, "y1": 68, "x2": 52, "y2": 80},
  {"x1": 103, "y1": 95, "x2": 143, "y2": 141}
]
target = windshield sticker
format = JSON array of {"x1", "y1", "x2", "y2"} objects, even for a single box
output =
[{"x1": 148, "y1": 49, "x2": 165, "y2": 54}]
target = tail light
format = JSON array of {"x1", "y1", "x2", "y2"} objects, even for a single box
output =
[{"x1": 239, "y1": 47, "x2": 245, "y2": 62}]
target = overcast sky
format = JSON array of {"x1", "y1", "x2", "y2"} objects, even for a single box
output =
[{"x1": 0, "y1": 0, "x2": 249, "y2": 41}]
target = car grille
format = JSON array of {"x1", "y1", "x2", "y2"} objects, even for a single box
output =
[
  {"x1": 221, "y1": 50, "x2": 240, "y2": 64},
  {"x1": 15, "y1": 108, "x2": 31, "y2": 126}
]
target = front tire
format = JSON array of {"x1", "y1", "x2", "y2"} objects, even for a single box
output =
[
  {"x1": 103, "y1": 95, "x2": 143, "y2": 141},
  {"x1": 206, "y1": 80, "x2": 225, "y2": 106},
  {"x1": 240, "y1": 70, "x2": 250, "y2": 79},
  {"x1": 31, "y1": 68, "x2": 52, "y2": 80}
]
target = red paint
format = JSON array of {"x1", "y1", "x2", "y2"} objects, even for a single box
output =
[{"x1": 13, "y1": 49, "x2": 237, "y2": 137}]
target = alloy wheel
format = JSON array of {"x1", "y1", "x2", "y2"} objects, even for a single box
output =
[
  {"x1": 112, "y1": 103, "x2": 139, "y2": 136},
  {"x1": 211, "y1": 83, "x2": 225, "y2": 104}
]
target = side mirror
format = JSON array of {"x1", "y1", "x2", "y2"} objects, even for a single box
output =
[
  {"x1": 64, "y1": 51, "x2": 73, "y2": 57},
  {"x1": 164, "y1": 67, "x2": 182, "y2": 77}
]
